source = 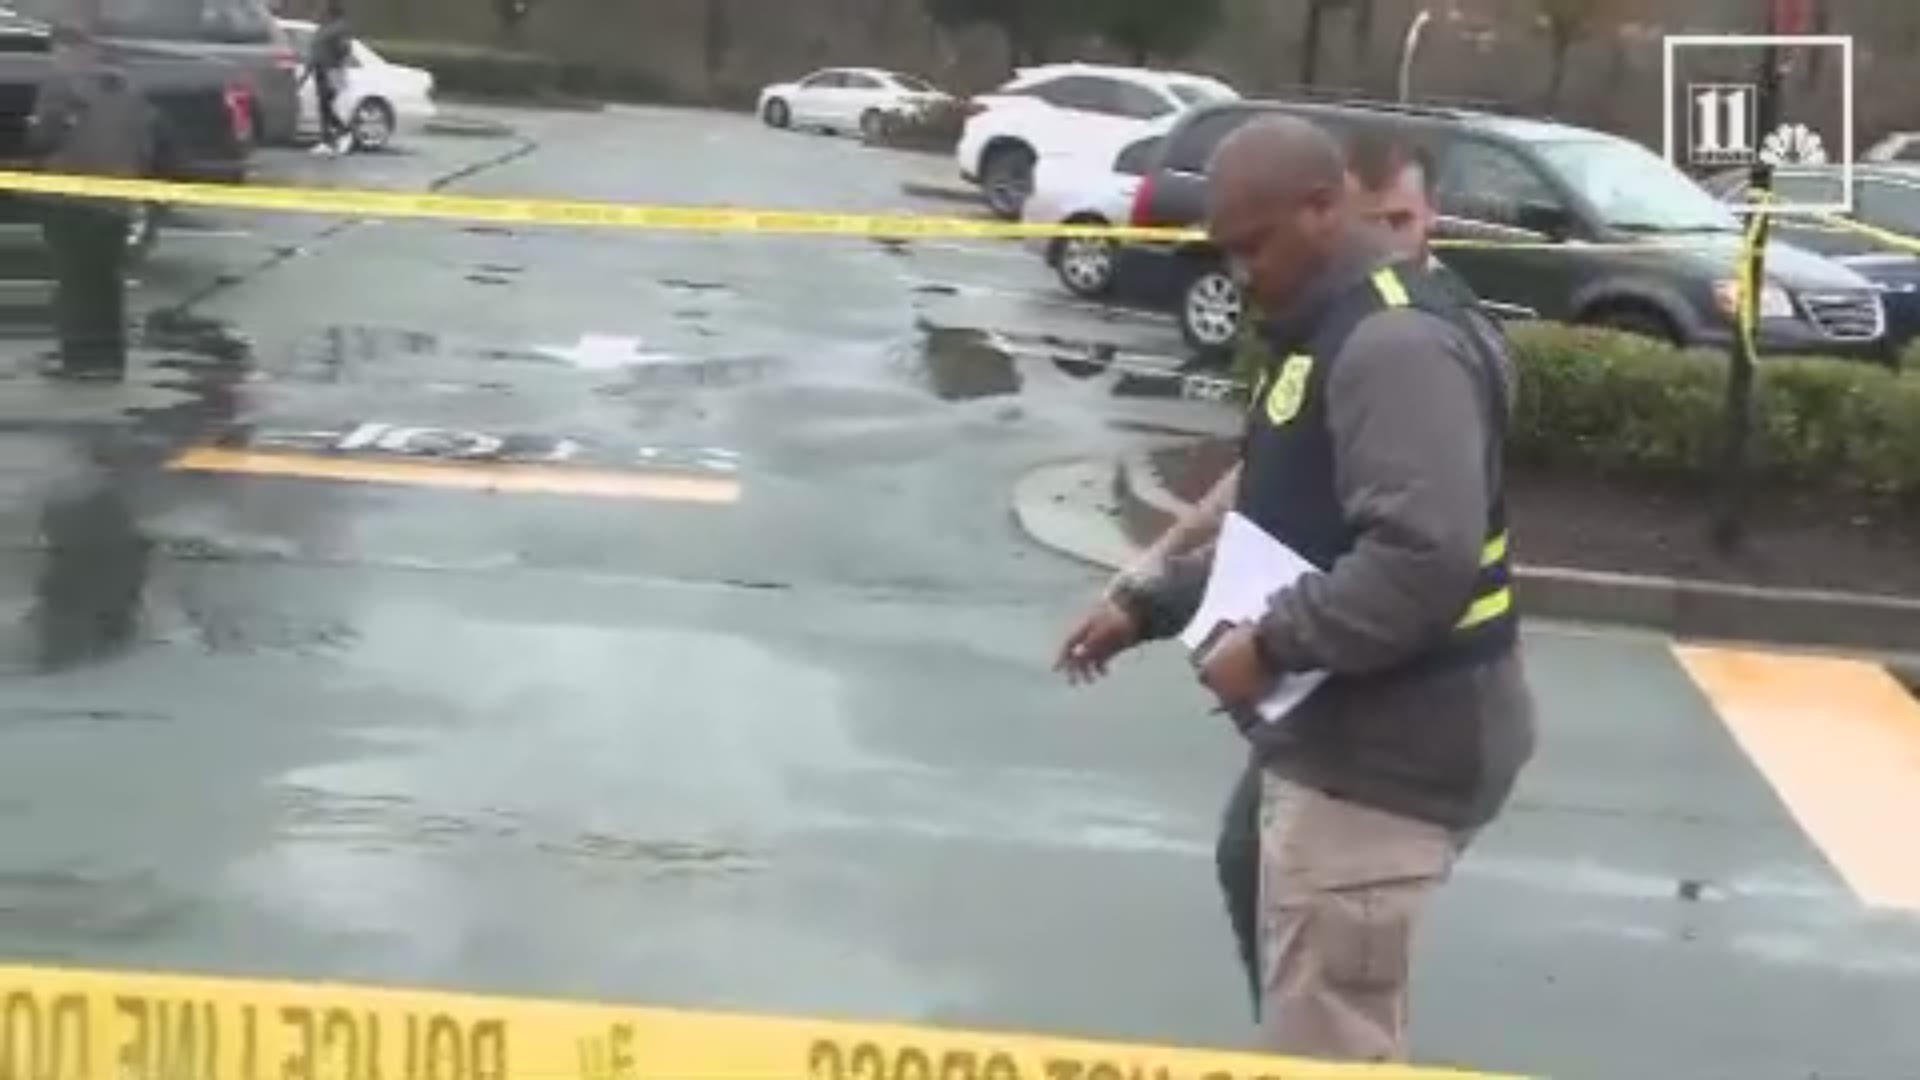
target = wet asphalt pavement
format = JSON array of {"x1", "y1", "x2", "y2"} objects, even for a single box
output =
[{"x1": 1, "y1": 104, "x2": 1918, "y2": 1080}]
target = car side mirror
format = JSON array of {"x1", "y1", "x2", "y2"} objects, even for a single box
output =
[{"x1": 1514, "y1": 201, "x2": 1574, "y2": 241}]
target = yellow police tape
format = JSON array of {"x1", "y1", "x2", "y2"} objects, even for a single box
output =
[
  {"x1": 0, "y1": 170, "x2": 1200, "y2": 243},
  {"x1": 1815, "y1": 212, "x2": 1920, "y2": 256},
  {"x1": 6, "y1": 167, "x2": 1915, "y2": 257},
  {"x1": 0, "y1": 964, "x2": 1525, "y2": 1080},
  {"x1": 0, "y1": 169, "x2": 1688, "y2": 250}
]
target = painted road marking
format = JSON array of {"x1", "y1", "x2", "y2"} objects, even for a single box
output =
[
  {"x1": 169, "y1": 447, "x2": 741, "y2": 503},
  {"x1": 0, "y1": 963, "x2": 1519, "y2": 1079},
  {"x1": 1674, "y1": 644, "x2": 1920, "y2": 912},
  {"x1": 535, "y1": 333, "x2": 680, "y2": 370}
]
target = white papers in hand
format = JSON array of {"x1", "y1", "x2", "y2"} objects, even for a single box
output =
[{"x1": 1178, "y1": 512, "x2": 1329, "y2": 724}]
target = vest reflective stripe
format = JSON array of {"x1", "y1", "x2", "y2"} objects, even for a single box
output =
[
  {"x1": 1373, "y1": 264, "x2": 1517, "y2": 642},
  {"x1": 1240, "y1": 260, "x2": 1520, "y2": 672},
  {"x1": 1458, "y1": 585, "x2": 1514, "y2": 630},
  {"x1": 1482, "y1": 530, "x2": 1509, "y2": 566},
  {"x1": 1370, "y1": 267, "x2": 1411, "y2": 308}
]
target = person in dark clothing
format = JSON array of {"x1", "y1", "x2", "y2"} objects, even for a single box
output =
[
  {"x1": 307, "y1": 0, "x2": 354, "y2": 155},
  {"x1": 1096, "y1": 130, "x2": 1507, "y2": 1019},
  {"x1": 31, "y1": 22, "x2": 155, "y2": 381},
  {"x1": 1058, "y1": 117, "x2": 1535, "y2": 1062}
]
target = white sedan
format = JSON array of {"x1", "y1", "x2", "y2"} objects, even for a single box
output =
[
  {"x1": 757, "y1": 68, "x2": 951, "y2": 142},
  {"x1": 280, "y1": 20, "x2": 436, "y2": 151},
  {"x1": 1022, "y1": 128, "x2": 1169, "y2": 298}
]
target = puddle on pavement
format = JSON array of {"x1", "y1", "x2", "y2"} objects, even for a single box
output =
[
  {"x1": 173, "y1": 603, "x2": 360, "y2": 658},
  {"x1": 281, "y1": 324, "x2": 778, "y2": 391},
  {"x1": 28, "y1": 481, "x2": 152, "y2": 672},
  {"x1": 915, "y1": 325, "x2": 1021, "y2": 401},
  {"x1": 659, "y1": 277, "x2": 730, "y2": 294},
  {"x1": 0, "y1": 306, "x2": 268, "y2": 677},
  {"x1": 273, "y1": 783, "x2": 761, "y2": 876},
  {"x1": 0, "y1": 706, "x2": 171, "y2": 725},
  {"x1": 907, "y1": 319, "x2": 1232, "y2": 407},
  {"x1": 596, "y1": 355, "x2": 782, "y2": 395},
  {"x1": 0, "y1": 865, "x2": 192, "y2": 945}
]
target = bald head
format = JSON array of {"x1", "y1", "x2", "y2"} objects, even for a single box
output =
[
  {"x1": 1205, "y1": 116, "x2": 1357, "y2": 314},
  {"x1": 1209, "y1": 116, "x2": 1348, "y2": 219}
]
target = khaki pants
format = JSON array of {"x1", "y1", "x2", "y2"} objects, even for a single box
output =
[{"x1": 1257, "y1": 772, "x2": 1460, "y2": 1062}]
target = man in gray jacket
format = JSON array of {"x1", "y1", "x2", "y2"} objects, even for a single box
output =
[
  {"x1": 31, "y1": 20, "x2": 155, "y2": 380},
  {"x1": 1108, "y1": 130, "x2": 1512, "y2": 1018},
  {"x1": 1056, "y1": 117, "x2": 1535, "y2": 1063}
]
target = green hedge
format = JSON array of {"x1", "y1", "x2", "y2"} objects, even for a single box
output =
[
  {"x1": 1234, "y1": 320, "x2": 1920, "y2": 505},
  {"x1": 368, "y1": 40, "x2": 680, "y2": 108}
]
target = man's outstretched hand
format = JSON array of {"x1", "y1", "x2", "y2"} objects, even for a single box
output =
[{"x1": 1054, "y1": 599, "x2": 1141, "y2": 685}]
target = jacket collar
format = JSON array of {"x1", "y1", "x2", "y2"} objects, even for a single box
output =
[{"x1": 1256, "y1": 231, "x2": 1399, "y2": 351}]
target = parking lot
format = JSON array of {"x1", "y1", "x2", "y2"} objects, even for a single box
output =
[{"x1": 2, "y1": 102, "x2": 1918, "y2": 1080}]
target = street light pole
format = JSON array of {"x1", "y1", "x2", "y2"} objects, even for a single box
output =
[
  {"x1": 1712, "y1": 0, "x2": 1796, "y2": 552},
  {"x1": 1398, "y1": 9, "x2": 1434, "y2": 102}
]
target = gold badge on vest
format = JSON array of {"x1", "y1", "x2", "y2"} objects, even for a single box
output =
[{"x1": 1262, "y1": 353, "x2": 1314, "y2": 427}]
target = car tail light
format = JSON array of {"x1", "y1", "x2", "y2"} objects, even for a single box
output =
[
  {"x1": 224, "y1": 82, "x2": 254, "y2": 144},
  {"x1": 1130, "y1": 172, "x2": 1156, "y2": 227},
  {"x1": 273, "y1": 44, "x2": 298, "y2": 70}
]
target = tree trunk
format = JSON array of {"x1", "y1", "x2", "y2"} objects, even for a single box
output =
[
  {"x1": 1804, "y1": 0, "x2": 1830, "y2": 88},
  {"x1": 1302, "y1": 0, "x2": 1326, "y2": 85},
  {"x1": 1601, "y1": 34, "x2": 1630, "y2": 126},
  {"x1": 1543, "y1": 36, "x2": 1571, "y2": 112},
  {"x1": 703, "y1": 0, "x2": 732, "y2": 90},
  {"x1": 1351, "y1": 0, "x2": 1374, "y2": 65}
]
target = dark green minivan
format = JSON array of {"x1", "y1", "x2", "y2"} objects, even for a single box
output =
[{"x1": 1121, "y1": 97, "x2": 1893, "y2": 366}]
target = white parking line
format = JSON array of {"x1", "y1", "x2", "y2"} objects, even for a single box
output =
[{"x1": 164, "y1": 228, "x2": 257, "y2": 241}]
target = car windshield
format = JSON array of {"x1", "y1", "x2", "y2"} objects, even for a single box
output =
[
  {"x1": 1859, "y1": 174, "x2": 1920, "y2": 235},
  {"x1": 893, "y1": 74, "x2": 936, "y2": 92},
  {"x1": 1168, "y1": 81, "x2": 1234, "y2": 107},
  {"x1": 1532, "y1": 136, "x2": 1739, "y2": 232}
]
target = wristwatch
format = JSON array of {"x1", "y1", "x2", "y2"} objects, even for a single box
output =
[{"x1": 1105, "y1": 571, "x2": 1159, "y2": 635}]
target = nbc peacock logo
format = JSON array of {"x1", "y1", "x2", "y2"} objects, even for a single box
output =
[{"x1": 1759, "y1": 122, "x2": 1829, "y2": 166}]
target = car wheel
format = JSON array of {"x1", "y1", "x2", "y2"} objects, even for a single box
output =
[
  {"x1": 1181, "y1": 265, "x2": 1243, "y2": 362},
  {"x1": 1053, "y1": 227, "x2": 1118, "y2": 299},
  {"x1": 350, "y1": 98, "x2": 395, "y2": 151},
  {"x1": 981, "y1": 144, "x2": 1035, "y2": 220},
  {"x1": 764, "y1": 98, "x2": 791, "y2": 129},
  {"x1": 860, "y1": 109, "x2": 886, "y2": 143},
  {"x1": 1583, "y1": 304, "x2": 1680, "y2": 346}
]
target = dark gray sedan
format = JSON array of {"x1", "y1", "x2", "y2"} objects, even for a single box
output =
[{"x1": 8, "y1": 0, "x2": 302, "y2": 145}]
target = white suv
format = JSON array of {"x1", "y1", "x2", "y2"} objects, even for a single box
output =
[{"x1": 956, "y1": 63, "x2": 1237, "y2": 219}]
